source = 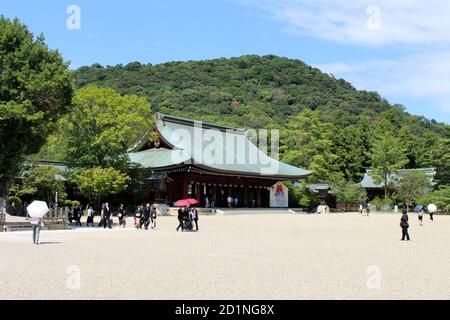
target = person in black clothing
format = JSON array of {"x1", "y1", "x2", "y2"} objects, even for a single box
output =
[
  {"x1": 183, "y1": 206, "x2": 192, "y2": 231},
  {"x1": 98, "y1": 203, "x2": 105, "y2": 227},
  {"x1": 141, "y1": 203, "x2": 151, "y2": 230},
  {"x1": 104, "y1": 202, "x2": 112, "y2": 229},
  {"x1": 176, "y1": 207, "x2": 184, "y2": 232},
  {"x1": 75, "y1": 205, "x2": 83, "y2": 226},
  {"x1": 68, "y1": 207, "x2": 75, "y2": 225},
  {"x1": 400, "y1": 208, "x2": 410, "y2": 241},
  {"x1": 118, "y1": 204, "x2": 126, "y2": 228}
]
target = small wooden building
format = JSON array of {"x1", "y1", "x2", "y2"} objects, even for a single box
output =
[{"x1": 360, "y1": 168, "x2": 436, "y2": 200}]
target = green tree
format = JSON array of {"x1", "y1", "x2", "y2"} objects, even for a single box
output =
[
  {"x1": 416, "y1": 132, "x2": 450, "y2": 186},
  {"x1": 281, "y1": 109, "x2": 342, "y2": 183},
  {"x1": 370, "y1": 128, "x2": 409, "y2": 198},
  {"x1": 70, "y1": 167, "x2": 130, "y2": 203},
  {"x1": 0, "y1": 17, "x2": 73, "y2": 214},
  {"x1": 286, "y1": 181, "x2": 318, "y2": 208},
  {"x1": 418, "y1": 186, "x2": 450, "y2": 213},
  {"x1": 54, "y1": 86, "x2": 155, "y2": 169},
  {"x1": 331, "y1": 179, "x2": 367, "y2": 204},
  {"x1": 331, "y1": 116, "x2": 372, "y2": 182},
  {"x1": 12, "y1": 165, "x2": 67, "y2": 204},
  {"x1": 394, "y1": 170, "x2": 432, "y2": 209}
]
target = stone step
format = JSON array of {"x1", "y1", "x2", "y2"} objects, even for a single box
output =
[{"x1": 3, "y1": 223, "x2": 33, "y2": 232}]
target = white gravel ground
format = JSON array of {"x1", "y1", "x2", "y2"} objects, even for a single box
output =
[{"x1": 1, "y1": 212, "x2": 449, "y2": 300}]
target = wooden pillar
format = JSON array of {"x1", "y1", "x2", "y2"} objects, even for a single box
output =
[
  {"x1": 243, "y1": 184, "x2": 248, "y2": 208},
  {"x1": 183, "y1": 176, "x2": 189, "y2": 199},
  {"x1": 213, "y1": 185, "x2": 219, "y2": 207},
  {"x1": 195, "y1": 182, "x2": 201, "y2": 202},
  {"x1": 256, "y1": 187, "x2": 262, "y2": 208}
]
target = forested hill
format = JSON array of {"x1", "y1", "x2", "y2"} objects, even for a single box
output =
[
  {"x1": 72, "y1": 55, "x2": 430, "y2": 127},
  {"x1": 71, "y1": 55, "x2": 449, "y2": 184}
]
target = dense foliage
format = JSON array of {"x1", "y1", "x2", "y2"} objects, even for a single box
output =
[
  {"x1": 71, "y1": 55, "x2": 449, "y2": 187},
  {"x1": 0, "y1": 16, "x2": 73, "y2": 211},
  {"x1": 418, "y1": 186, "x2": 450, "y2": 213},
  {"x1": 11, "y1": 165, "x2": 67, "y2": 204},
  {"x1": 70, "y1": 167, "x2": 130, "y2": 203},
  {"x1": 393, "y1": 170, "x2": 433, "y2": 209},
  {"x1": 40, "y1": 86, "x2": 155, "y2": 170},
  {"x1": 331, "y1": 180, "x2": 367, "y2": 204}
]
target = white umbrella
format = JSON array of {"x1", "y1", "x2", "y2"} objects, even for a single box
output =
[
  {"x1": 428, "y1": 204, "x2": 437, "y2": 213},
  {"x1": 27, "y1": 201, "x2": 49, "y2": 218}
]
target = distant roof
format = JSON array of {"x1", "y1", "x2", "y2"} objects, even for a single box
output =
[
  {"x1": 22, "y1": 160, "x2": 68, "y2": 181},
  {"x1": 360, "y1": 168, "x2": 436, "y2": 189},
  {"x1": 294, "y1": 183, "x2": 330, "y2": 193},
  {"x1": 129, "y1": 114, "x2": 311, "y2": 180}
]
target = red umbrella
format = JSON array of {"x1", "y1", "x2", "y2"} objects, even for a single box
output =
[
  {"x1": 174, "y1": 198, "x2": 199, "y2": 207},
  {"x1": 185, "y1": 198, "x2": 199, "y2": 205}
]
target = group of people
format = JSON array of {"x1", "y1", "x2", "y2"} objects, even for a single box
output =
[
  {"x1": 68, "y1": 205, "x2": 84, "y2": 226},
  {"x1": 176, "y1": 206, "x2": 199, "y2": 232},
  {"x1": 204, "y1": 197, "x2": 215, "y2": 209},
  {"x1": 400, "y1": 205, "x2": 436, "y2": 241},
  {"x1": 134, "y1": 203, "x2": 158, "y2": 230},
  {"x1": 71, "y1": 202, "x2": 127, "y2": 229},
  {"x1": 359, "y1": 203, "x2": 371, "y2": 216},
  {"x1": 227, "y1": 196, "x2": 239, "y2": 208}
]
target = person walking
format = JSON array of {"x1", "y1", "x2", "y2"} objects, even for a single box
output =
[
  {"x1": 141, "y1": 203, "x2": 151, "y2": 230},
  {"x1": 233, "y1": 196, "x2": 238, "y2": 208},
  {"x1": 75, "y1": 205, "x2": 83, "y2": 226},
  {"x1": 31, "y1": 216, "x2": 43, "y2": 245},
  {"x1": 227, "y1": 196, "x2": 233, "y2": 208},
  {"x1": 103, "y1": 202, "x2": 112, "y2": 229},
  {"x1": 205, "y1": 197, "x2": 210, "y2": 209},
  {"x1": 400, "y1": 207, "x2": 410, "y2": 241},
  {"x1": 362, "y1": 202, "x2": 370, "y2": 217},
  {"x1": 118, "y1": 204, "x2": 126, "y2": 228},
  {"x1": 191, "y1": 206, "x2": 199, "y2": 231},
  {"x1": 134, "y1": 205, "x2": 143, "y2": 229},
  {"x1": 176, "y1": 206, "x2": 184, "y2": 232},
  {"x1": 86, "y1": 205, "x2": 95, "y2": 227},
  {"x1": 429, "y1": 209, "x2": 434, "y2": 221},
  {"x1": 68, "y1": 207, "x2": 74, "y2": 225},
  {"x1": 418, "y1": 207, "x2": 424, "y2": 226},
  {"x1": 184, "y1": 206, "x2": 192, "y2": 231},
  {"x1": 98, "y1": 203, "x2": 105, "y2": 227},
  {"x1": 151, "y1": 205, "x2": 157, "y2": 229}
]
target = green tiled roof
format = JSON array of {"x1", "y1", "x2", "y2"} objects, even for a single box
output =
[
  {"x1": 360, "y1": 168, "x2": 436, "y2": 189},
  {"x1": 128, "y1": 148, "x2": 191, "y2": 169},
  {"x1": 128, "y1": 114, "x2": 311, "y2": 179}
]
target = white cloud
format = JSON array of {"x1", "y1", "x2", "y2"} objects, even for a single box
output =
[
  {"x1": 236, "y1": 0, "x2": 450, "y2": 121},
  {"x1": 239, "y1": 0, "x2": 450, "y2": 46},
  {"x1": 317, "y1": 51, "x2": 450, "y2": 115}
]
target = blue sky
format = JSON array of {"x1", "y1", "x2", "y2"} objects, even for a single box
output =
[{"x1": 1, "y1": 0, "x2": 449, "y2": 123}]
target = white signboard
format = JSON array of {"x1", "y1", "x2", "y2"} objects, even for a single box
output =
[{"x1": 270, "y1": 183, "x2": 289, "y2": 208}]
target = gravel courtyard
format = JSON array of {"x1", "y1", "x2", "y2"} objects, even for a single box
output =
[{"x1": 1, "y1": 212, "x2": 449, "y2": 300}]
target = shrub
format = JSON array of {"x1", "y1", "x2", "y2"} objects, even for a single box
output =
[
  {"x1": 371, "y1": 196, "x2": 394, "y2": 211},
  {"x1": 7, "y1": 196, "x2": 23, "y2": 214},
  {"x1": 418, "y1": 186, "x2": 450, "y2": 213},
  {"x1": 63, "y1": 200, "x2": 73, "y2": 208}
]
